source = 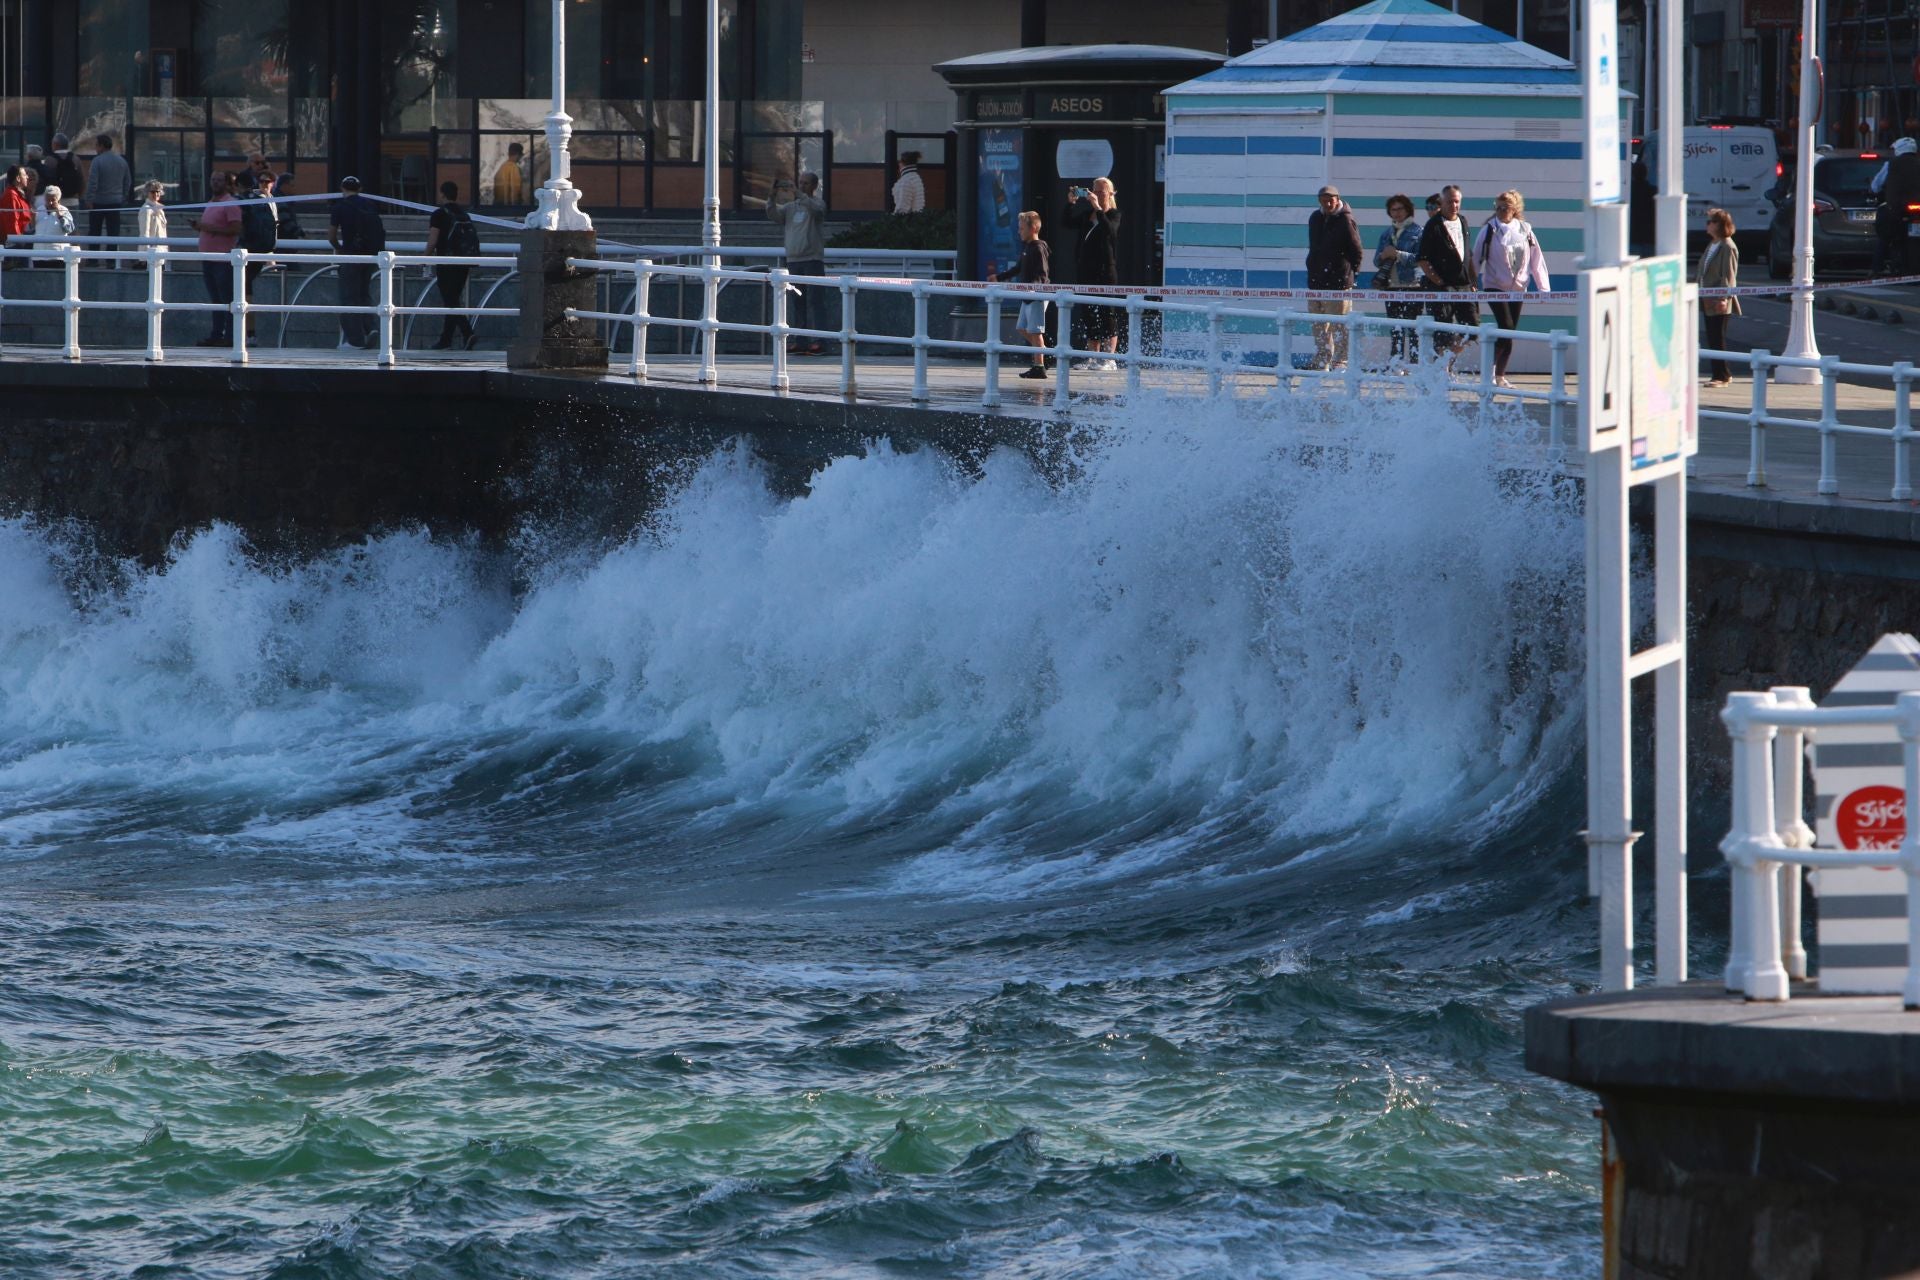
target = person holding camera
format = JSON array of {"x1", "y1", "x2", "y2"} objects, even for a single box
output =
[
  {"x1": 1066, "y1": 177, "x2": 1121, "y2": 368},
  {"x1": 768, "y1": 171, "x2": 828, "y2": 354}
]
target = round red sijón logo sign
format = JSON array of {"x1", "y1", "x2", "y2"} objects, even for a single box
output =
[{"x1": 1836, "y1": 785, "x2": 1906, "y2": 851}]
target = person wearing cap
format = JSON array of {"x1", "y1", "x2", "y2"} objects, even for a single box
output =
[
  {"x1": 326, "y1": 175, "x2": 384, "y2": 350},
  {"x1": 1871, "y1": 137, "x2": 1920, "y2": 277},
  {"x1": 1304, "y1": 185, "x2": 1362, "y2": 370}
]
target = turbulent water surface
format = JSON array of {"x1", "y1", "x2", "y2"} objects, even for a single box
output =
[{"x1": 0, "y1": 389, "x2": 1616, "y2": 1277}]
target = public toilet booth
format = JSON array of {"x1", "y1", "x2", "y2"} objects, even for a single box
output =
[
  {"x1": 1808, "y1": 633, "x2": 1920, "y2": 994},
  {"x1": 935, "y1": 44, "x2": 1226, "y2": 291},
  {"x1": 1160, "y1": 0, "x2": 1628, "y2": 372}
]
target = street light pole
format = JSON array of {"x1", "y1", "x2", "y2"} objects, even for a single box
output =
[
  {"x1": 704, "y1": 0, "x2": 722, "y2": 255},
  {"x1": 1778, "y1": 0, "x2": 1822, "y2": 384},
  {"x1": 528, "y1": 0, "x2": 592, "y2": 231}
]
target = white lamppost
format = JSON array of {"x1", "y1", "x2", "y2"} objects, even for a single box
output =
[
  {"x1": 703, "y1": 0, "x2": 722, "y2": 255},
  {"x1": 527, "y1": 0, "x2": 593, "y2": 231},
  {"x1": 1778, "y1": 0, "x2": 1822, "y2": 385}
]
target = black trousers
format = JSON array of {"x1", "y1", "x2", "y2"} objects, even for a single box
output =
[
  {"x1": 1385, "y1": 295, "x2": 1422, "y2": 362},
  {"x1": 435, "y1": 266, "x2": 473, "y2": 344},
  {"x1": 1703, "y1": 311, "x2": 1733, "y2": 381},
  {"x1": 338, "y1": 263, "x2": 373, "y2": 346},
  {"x1": 1488, "y1": 300, "x2": 1523, "y2": 376}
]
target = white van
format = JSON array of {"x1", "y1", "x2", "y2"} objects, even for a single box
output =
[{"x1": 1639, "y1": 127, "x2": 1778, "y2": 253}]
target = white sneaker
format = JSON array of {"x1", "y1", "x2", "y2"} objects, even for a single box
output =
[
  {"x1": 337, "y1": 339, "x2": 360, "y2": 351},
  {"x1": 1098, "y1": 359, "x2": 1119, "y2": 371},
  {"x1": 1493, "y1": 375, "x2": 1516, "y2": 389},
  {"x1": 1072, "y1": 359, "x2": 1096, "y2": 370}
]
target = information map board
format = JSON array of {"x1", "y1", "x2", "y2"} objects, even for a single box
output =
[{"x1": 1627, "y1": 255, "x2": 1697, "y2": 469}]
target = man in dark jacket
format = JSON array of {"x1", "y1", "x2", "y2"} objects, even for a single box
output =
[
  {"x1": 1305, "y1": 185, "x2": 1363, "y2": 369},
  {"x1": 1873, "y1": 137, "x2": 1920, "y2": 276},
  {"x1": 1415, "y1": 183, "x2": 1478, "y2": 365}
]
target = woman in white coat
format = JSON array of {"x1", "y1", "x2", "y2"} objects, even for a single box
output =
[{"x1": 137, "y1": 181, "x2": 170, "y2": 263}]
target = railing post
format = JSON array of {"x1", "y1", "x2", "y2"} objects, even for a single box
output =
[
  {"x1": 225, "y1": 248, "x2": 247, "y2": 364},
  {"x1": 630, "y1": 259, "x2": 651, "y2": 380},
  {"x1": 1206, "y1": 305, "x2": 1224, "y2": 397},
  {"x1": 145, "y1": 244, "x2": 165, "y2": 361},
  {"x1": 1052, "y1": 296, "x2": 1074, "y2": 415},
  {"x1": 1477, "y1": 315, "x2": 1497, "y2": 423},
  {"x1": 1893, "y1": 362, "x2": 1914, "y2": 501},
  {"x1": 839, "y1": 278, "x2": 857, "y2": 400},
  {"x1": 1747, "y1": 349, "x2": 1769, "y2": 488},
  {"x1": 61, "y1": 245, "x2": 82, "y2": 360},
  {"x1": 1900, "y1": 691, "x2": 1920, "y2": 1010},
  {"x1": 1770, "y1": 686, "x2": 1814, "y2": 983},
  {"x1": 982, "y1": 284, "x2": 1003, "y2": 410},
  {"x1": 1726, "y1": 691, "x2": 1788, "y2": 1001},
  {"x1": 1818, "y1": 354, "x2": 1840, "y2": 495},
  {"x1": 769, "y1": 266, "x2": 789, "y2": 392},
  {"x1": 700, "y1": 259, "x2": 718, "y2": 386},
  {"x1": 375, "y1": 250, "x2": 396, "y2": 367},
  {"x1": 1344, "y1": 312, "x2": 1363, "y2": 396},
  {"x1": 911, "y1": 281, "x2": 930, "y2": 403},
  {"x1": 1125, "y1": 295, "x2": 1144, "y2": 396},
  {"x1": 1548, "y1": 331, "x2": 1569, "y2": 460}
]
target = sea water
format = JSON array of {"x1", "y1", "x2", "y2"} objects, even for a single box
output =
[{"x1": 0, "y1": 388, "x2": 1608, "y2": 1277}]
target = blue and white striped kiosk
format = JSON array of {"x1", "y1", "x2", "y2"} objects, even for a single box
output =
[{"x1": 1159, "y1": 0, "x2": 1626, "y2": 370}]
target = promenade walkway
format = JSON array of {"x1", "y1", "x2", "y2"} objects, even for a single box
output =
[{"x1": 3, "y1": 343, "x2": 1912, "y2": 532}]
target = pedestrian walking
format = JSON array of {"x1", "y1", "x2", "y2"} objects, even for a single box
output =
[
  {"x1": 427, "y1": 180, "x2": 480, "y2": 350},
  {"x1": 272, "y1": 173, "x2": 308, "y2": 244},
  {"x1": 47, "y1": 135, "x2": 83, "y2": 206},
  {"x1": 1066, "y1": 177, "x2": 1121, "y2": 368},
  {"x1": 327, "y1": 175, "x2": 385, "y2": 350},
  {"x1": 34, "y1": 185, "x2": 75, "y2": 264},
  {"x1": 236, "y1": 170, "x2": 279, "y2": 338},
  {"x1": 1415, "y1": 184, "x2": 1478, "y2": 368},
  {"x1": 137, "y1": 181, "x2": 169, "y2": 260},
  {"x1": 1698, "y1": 207, "x2": 1742, "y2": 387},
  {"x1": 767, "y1": 171, "x2": 828, "y2": 354},
  {"x1": 1013, "y1": 210, "x2": 1051, "y2": 378},
  {"x1": 1871, "y1": 137, "x2": 1920, "y2": 277},
  {"x1": 189, "y1": 171, "x2": 241, "y2": 345},
  {"x1": 0, "y1": 166, "x2": 33, "y2": 263},
  {"x1": 1305, "y1": 184, "x2": 1363, "y2": 370},
  {"x1": 1375, "y1": 193, "x2": 1424, "y2": 366},
  {"x1": 891, "y1": 151, "x2": 926, "y2": 214},
  {"x1": 23, "y1": 145, "x2": 47, "y2": 196},
  {"x1": 1470, "y1": 188, "x2": 1550, "y2": 388},
  {"x1": 493, "y1": 143, "x2": 527, "y2": 207},
  {"x1": 85, "y1": 133, "x2": 134, "y2": 257}
]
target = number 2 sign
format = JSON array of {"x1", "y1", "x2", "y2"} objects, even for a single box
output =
[{"x1": 1581, "y1": 268, "x2": 1625, "y2": 450}]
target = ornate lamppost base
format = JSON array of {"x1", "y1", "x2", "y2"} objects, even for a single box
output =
[{"x1": 507, "y1": 226, "x2": 609, "y2": 371}]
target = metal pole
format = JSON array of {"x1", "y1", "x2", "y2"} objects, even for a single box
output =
[
  {"x1": 704, "y1": 0, "x2": 721, "y2": 256},
  {"x1": 1778, "y1": 0, "x2": 1822, "y2": 384},
  {"x1": 527, "y1": 0, "x2": 592, "y2": 231},
  {"x1": 1653, "y1": 0, "x2": 1684, "y2": 256}
]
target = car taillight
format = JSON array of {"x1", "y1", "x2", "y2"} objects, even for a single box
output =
[
  {"x1": 1863, "y1": 152, "x2": 1880, "y2": 159},
  {"x1": 1775, "y1": 162, "x2": 1785, "y2": 177},
  {"x1": 1812, "y1": 198, "x2": 1837, "y2": 214},
  {"x1": 1908, "y1": 203, "x2": 1920, "y2": 213}
]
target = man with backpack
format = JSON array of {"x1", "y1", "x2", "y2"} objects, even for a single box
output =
[
  {"x1": 235, "y1": 170, "x2": 279, "y2": 338},
  {"x1": 326, "y1": 175, "x2": 384, "y2": 350},
  {"x1": 426, "y1": 180, "x2": 479, "y2": 350}
]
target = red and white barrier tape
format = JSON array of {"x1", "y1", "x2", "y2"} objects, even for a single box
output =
[{"x1": 851, "y1": 273, "x2": 1920, "y2": 304}]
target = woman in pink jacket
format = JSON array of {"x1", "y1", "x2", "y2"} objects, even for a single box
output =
[{"x1": 1472, "y1": 188, "x2": 1552, "y2": 388}]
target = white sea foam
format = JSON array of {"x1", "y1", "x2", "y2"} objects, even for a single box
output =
[{"x1": 0, "y1": 386, "x2": 1583, "y2": 895}]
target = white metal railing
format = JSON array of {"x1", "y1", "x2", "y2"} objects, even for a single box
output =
[
  {"x1": 0, "y1": 244, "x2": 515, "y2": 365},
  {"x1": 1721, "y1": 685, "x2": 1920, "y2": 1007},
  {"x1": 565, "y1": 256, "x2": 1578, "y2": 438},
  {"x1": 1700, "y1": 347, "x2": 1917, "y2": 501}
]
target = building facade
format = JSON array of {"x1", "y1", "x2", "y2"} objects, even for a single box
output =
[{"x1": 0, "y1": 0, "x2": 1617, "y2": 219}]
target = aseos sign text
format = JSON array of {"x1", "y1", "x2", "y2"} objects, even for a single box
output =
[{"x1": 1837, "y1": 784, "x2": 1907, "y2": 852}]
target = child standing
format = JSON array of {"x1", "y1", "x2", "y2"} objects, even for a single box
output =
[{"x1": 1014, "y1": 210, "x2": 1050, "y2": 379}]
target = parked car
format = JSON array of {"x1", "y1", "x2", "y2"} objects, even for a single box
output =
[{"x1": 1767, "y1": 150, "x2": 1890, "y2": 278}]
